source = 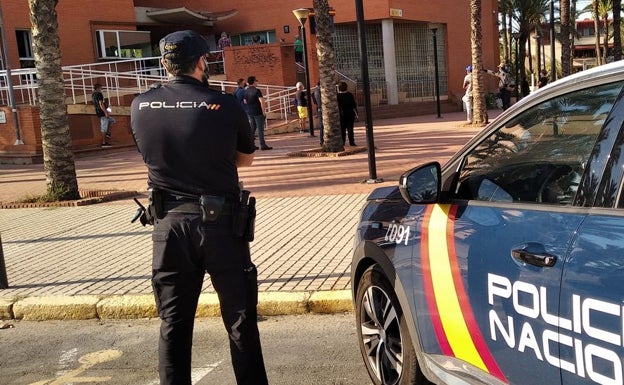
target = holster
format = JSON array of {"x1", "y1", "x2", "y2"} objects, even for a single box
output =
[
  {"x1": 148, "y1": 188, "x2": 164, "y2": 220},
  {"x1": 199, "y1": 195, "x2": 226, "y2": 223},
  {"x1": 233, "y1": 190, "x2": 256, "y2": 242}
]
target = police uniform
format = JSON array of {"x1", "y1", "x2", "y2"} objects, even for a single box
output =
[{"x1": 131, "y1": 30, "x2": 268, "y2": 385}]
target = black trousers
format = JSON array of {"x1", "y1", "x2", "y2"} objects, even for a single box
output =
[
  {"x1": 500, "y1": 87, "x2": 511, "y2": 110},
  {"x1": 151, "y1": 212, "x2": 268, "y2": 385},
  {"x1": 340, "y1": 114, "x2": 356, "y2": 146}
]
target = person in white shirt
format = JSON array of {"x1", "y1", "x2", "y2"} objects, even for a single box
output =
[{"x1": 462, "y1": 65, "x2": 473, "y2": 123}]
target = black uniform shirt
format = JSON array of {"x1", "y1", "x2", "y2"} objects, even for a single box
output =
[{"x1": 131, "y1": 76, "x2": 255, "y2": 201}]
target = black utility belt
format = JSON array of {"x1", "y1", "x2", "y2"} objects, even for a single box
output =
[
  {"x1": 150, "y1": 190, "x2": 256, "y2": 242},
  {"x1": 164, "y1": 201, "x2": 234, "y2": 215}
]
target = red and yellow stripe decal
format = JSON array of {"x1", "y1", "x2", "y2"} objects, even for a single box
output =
[{"x1": 421, "y1": 204, "x2": 506, "y2": 382}]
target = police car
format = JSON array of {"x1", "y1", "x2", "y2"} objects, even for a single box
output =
[{"x1": 351, "y1": 60, "x2": 624, "y2": 385}]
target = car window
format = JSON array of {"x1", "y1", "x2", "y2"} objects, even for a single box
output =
[{"x1": 454, "y1": 82, "x2": 623, "y2": 205}]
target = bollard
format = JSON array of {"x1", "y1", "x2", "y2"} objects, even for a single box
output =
[{"x1": 0, "y1": 234, "x2": 8, "y2": 289}]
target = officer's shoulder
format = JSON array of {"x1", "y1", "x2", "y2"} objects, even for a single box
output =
[
  {"x1": 207, "y1": 87, "x2": 237, "y2": 101},
  {"x1": 137, "y1": 83, "x2": 164, "y2": 97}
]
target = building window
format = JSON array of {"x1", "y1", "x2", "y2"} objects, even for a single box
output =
[
  {"x1": 16, "y1": 29, "x2": 34, "y2": 68},
  {"x1": 332, "y1": 22, "x2": 448, "y2": 100},
  {"x1": 96, "y1": 30, "x2": 152, "y2": 59},
  {"x1": 230, "y1": 31, "x2": 276, "y2": 46}
]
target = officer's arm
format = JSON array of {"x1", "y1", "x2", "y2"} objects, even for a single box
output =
[
  {"x1": 236, "y1": 151, "x2": 254, "y2": 167},
  {"x1": 259, "y1": 97, "x2": 267, "y2": 116}
]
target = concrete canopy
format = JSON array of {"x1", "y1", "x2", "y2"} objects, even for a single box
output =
[{"x1": 137, "y1": 7, "x2": 238, "y2": 26}]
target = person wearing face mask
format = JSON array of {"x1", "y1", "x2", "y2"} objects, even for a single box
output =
[{"x1": 130, "y1": 30, "x2": 269, "y2": 385}]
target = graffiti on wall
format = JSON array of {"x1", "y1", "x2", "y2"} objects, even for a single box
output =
[{"x1": 233, "y1": 47, "x2": 279, "y2": 67}]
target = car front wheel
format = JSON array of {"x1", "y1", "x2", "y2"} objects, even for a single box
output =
[{"x1": 355, "y1": 264, "x2": 427, "y2": 385}]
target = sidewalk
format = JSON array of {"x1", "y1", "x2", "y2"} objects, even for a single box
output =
[{"x1": 0, "y1": 111, "x2": 487, "y2": 320}]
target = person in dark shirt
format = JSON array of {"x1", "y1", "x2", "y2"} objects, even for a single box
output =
[
  {"x1": 130, "y1": 30, "x2": 268, "y2": 385},
  {"x1": 313, "y1": 81, "x2": 323, "y2": 145},
  {"x1": 337, "y1": 81, "x2": 357, "y2": 146},
  {"x1": 92, "y1": 83, "x2": 115, "y2": 147},
  {"x1": 243, "y1": 76, "x2": 272, "y2": 150},
  {"x1": 234, "y1": 78, "x2": 248, "y2": 115}
]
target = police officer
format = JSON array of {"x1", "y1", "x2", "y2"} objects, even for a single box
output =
[{"x1": 130, "y1": 30, "x2": 269, "y2": 385}]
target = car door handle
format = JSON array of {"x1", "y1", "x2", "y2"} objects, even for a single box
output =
[{"x1": 511, "y1": 244, "x2": 557, "y2": 267}]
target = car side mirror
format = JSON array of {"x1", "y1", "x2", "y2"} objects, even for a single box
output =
[{"x1": 398, "y1": 162, "x2": 441, "y2": 204}]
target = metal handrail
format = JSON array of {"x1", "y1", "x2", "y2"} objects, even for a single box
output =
[{"x1": 0, "y1": 56, "x2": 298, "y2": 121}]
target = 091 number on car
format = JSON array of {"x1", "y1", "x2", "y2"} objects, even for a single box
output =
[{"x1": 384, "y1": 223, "x2": 410, "y2": 246}]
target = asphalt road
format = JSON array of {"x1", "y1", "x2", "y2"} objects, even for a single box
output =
[{"x1": 0, "y1": 313, "x2": 373, "y2": 385}]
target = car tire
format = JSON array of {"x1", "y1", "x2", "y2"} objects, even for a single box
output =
[{"x1": 355, "y1": 264, "x2": 428, "y2": 385}]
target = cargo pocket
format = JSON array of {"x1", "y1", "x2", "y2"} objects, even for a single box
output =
[{"x1": 152, "y1": 230, "x2": 169, "y2": 269}]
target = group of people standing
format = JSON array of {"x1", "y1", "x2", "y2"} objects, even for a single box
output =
[
  {"x1": 295, "y1": 80, "x2": 358, "y2": 147},
  {"x1": 462, "y1": 62, "x2": 515, "y2": 122},
  {"x1": 233, "y1": 77, "x2": 358, "y2": 149},
  {"x1": 463, "y1": 62, "x2": 550, "y2": 122}
]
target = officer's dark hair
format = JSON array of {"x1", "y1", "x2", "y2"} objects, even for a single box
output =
[
  {"x1": 162, "y1": 57, "x2": 199, "y2": 77},
  {"x1": 247, "y1": 76, "x2": 257, "y2": 85}
]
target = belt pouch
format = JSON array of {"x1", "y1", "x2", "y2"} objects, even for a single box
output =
[
  {"x1": 148, "y1": 188, "x2": 164, "y2": 219},
  {"x1": 232, "y1": 202, "x2": 249, "y2": 238},
  {"x1": 244, "y1": 197, "x2": 257, "y2": 242},
  {"x1": 199, "y1": 195, "x2": 225, "y2": 223}
]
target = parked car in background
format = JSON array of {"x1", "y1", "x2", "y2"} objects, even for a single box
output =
[{"x1": 351, "y1": 60, "x2": 624, "y2": 385}]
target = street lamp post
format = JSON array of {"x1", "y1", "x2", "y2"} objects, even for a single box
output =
[
  {"x1": 293, "y1": 8, "x2": 315, "y2": 137},
  {"x1": 431, "y1": 27, "x2": 441, "y2": 118},
  {"x1": 355, "y1": 0, "x2": 380, "y2": 183}
]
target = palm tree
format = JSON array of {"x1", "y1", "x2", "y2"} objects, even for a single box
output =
[
  {"x1": 614, "y1": 0, "x2": 621, "y2": 60},
  {"x1": 561, "y1": 0, "x2": 573, "y2": 76},
  {"x1": 471, "y1": 0, "x2": 488, "y2": 124},
  {"x1": 28, "y1": 0, "x2": 79, "y2": 200},
  {"x1": 313, "y1": 0, "x2": 343, "y2": 152},
  {"x1": 571, "y1": 0, "x2": 578, "y2": 69},
  {"x1": 513, "y1": 0, "x2": 549, "y2": 86},
  {"x1": 592, "y1": 0, "x2": 602, "y2": 65},
  {"x1": 597, "y1": 0, "x2": 613, "y2": 64},
  {"x1": 500, "y1": 0, "x2": 513, "y2": 64}
]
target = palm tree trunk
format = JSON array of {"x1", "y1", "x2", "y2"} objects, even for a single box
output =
[
  {"x1": 28, "y1": 0, "x2": 79, "y2": 200},
  {"x1": 593, "y1": 0, "x2": 602, "y2": 65},
  {"x1": 571, "y1": 0, "x2": 577, "y2": 70},
  {"x1": 560, "y1": 0, "x2": 572, "y2": 76},
  {"x1": 501, "y1": 11, "x2": 509, "y2": 64},
  {"x1": 313, "y1": 0, "x2": 343, "y2": 152},
  {"x1": 614, "y1": 0, "x2": 622, "y2": 61},
  {"x1": 602, "y1": 12, "x2": 609, "y2": 64},
  {"x1": 471, "y1": 0, "x2": 488, "y2": 125}
]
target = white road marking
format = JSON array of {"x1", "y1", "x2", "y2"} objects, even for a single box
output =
[
  {"x1": 143, "y1": 360, "x2": 224, "y2": 385},
  {"x1": 56, "y1": 348, "x2": 78, "y2": 379}
]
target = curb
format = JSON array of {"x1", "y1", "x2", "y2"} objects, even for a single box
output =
[{"x1": 0, "y1": 290, "x2": 353, "y2": 321}]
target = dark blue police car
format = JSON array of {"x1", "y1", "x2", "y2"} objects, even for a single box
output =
[{"x1": 351, "y1": 60, "x2": 624, "y2": 385}]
